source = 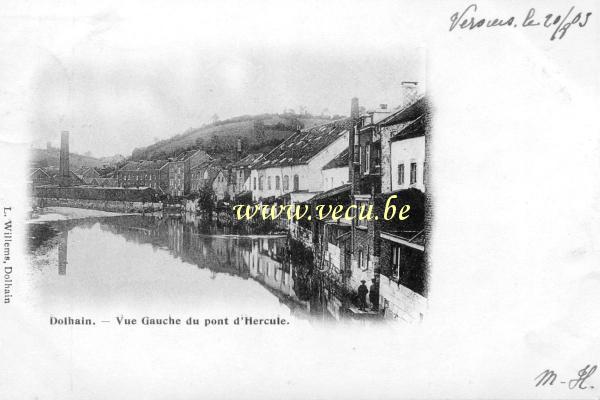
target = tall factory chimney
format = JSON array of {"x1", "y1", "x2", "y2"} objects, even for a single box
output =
[{"x1": 58, "y1": 130, "x2": 71, "y2": 187}]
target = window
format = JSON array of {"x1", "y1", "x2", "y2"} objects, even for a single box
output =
[
  {"x1": 410, "y1": 162, "x2": 417, "y2": 184},
  {"x1": 357, "y1": 250, "x2": 363, "y2": 270},
  {"x1": 358, "y1": 146, "x2": 363, "y2": 171},
  {"x1": 259, "y1": 176, "x2": 264, "y2": 190},
  {"x1": 275, "y1": 176, "x2": 280, "y2": 190},
  {"x1": 398, "y1": 164, "x2": 405, "y2": 185},
  {"x1": 365, "y1": 145, "x2": 370, "y2": 174},
  {"x1": 283, "y1": 175, "x2": 289, "y2": 191},
  {"x1": 253, "y1": 177, "x2": 257, "y2": 190},
  {"x1": 293, "y1": 174, "x2": 299, "y2": 191},
  {"x1": 391, "y1": 245, "x2": 401, "y2": 279},
  {"x1": 356, "y1": 200, "x2": 368, "y2": 228},
  {"x1": 267, "y1": 176, "x2": 272, "y2": 190}
]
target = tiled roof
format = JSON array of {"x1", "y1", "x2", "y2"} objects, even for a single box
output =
[
  {"x1": 120, "y1": 160, "x2": 169, "y2": 171},
  {"x1": 253, "y1": 119, "x2": 351, "y2": 170},
  {"x1": 322, "y1": 149, "x2": 349, "y2": 170},
  {"x1": 29, "y1": 168, "x2": 51, "y2": 177},
  {"x1": 309, "y1": 183, "x2": 351, "y2": 202},
  {"x1": 120, "y1": 161, "x2": 139, "y2": 171},
  {"x1": 40, "y1": 167, "x2": 79, "y2": 178},
  {"x1": 390, "y1": 116, "x2": 425, "y2": 142},
  {"x1": 191, "y1": 161, "x2": 222, "y2": 184},
  {"x1": 36, "y1": 167, "x2": 85, "y2": 184},
  {"x1": 174, "y1": 148, "x2": 213, "y2": 162},
  {"x1": 379, "y1": 96, "x2": 428, "y2": 127},
  {"x1": 231, "y1": 153, "x2": 263, "y2": 169},
  {"x1": 191, "y1": 160, "x2": 214, "y2": 172}
]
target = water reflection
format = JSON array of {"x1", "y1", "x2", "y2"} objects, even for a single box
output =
[
  {"x1": 29, "y1": 214, "x2": 367, "y2": 324},
  {"x1": 57, "y1": 229, "x2": 67, "y2": 276}
]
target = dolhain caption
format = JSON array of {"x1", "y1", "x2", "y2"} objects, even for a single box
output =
[
  {"x1": 49, "y1": 315, "x2": 290, "y2": 327},
  {"x1": 450, "y1": 4, "x2": 592, "y2": 40}
]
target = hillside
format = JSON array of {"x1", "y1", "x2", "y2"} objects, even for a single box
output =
[
  {"x1": 31, "y1": 148, "x2": 103, "y2": 169},
  {"x1": 130, "y1": 113, "x2": 337, "y2": 162},
  {"x1": 30, "y1": 148, "x2": 126, "y2": 171}
]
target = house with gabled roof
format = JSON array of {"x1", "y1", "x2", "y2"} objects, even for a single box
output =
[
  {"x1": 76, "y1": 166, "x2": 101, "y2": 179},
  {"x1": 321, "y1": 148, "x2": 349, "y2": 192},
  {"x1": 190, "y1": 161, "x2": 223, "y2": 194},
  {"x1": 249, "y1": 120, "x2": 351, "y2": 201},
  {"x1": 380, "y1": 96, "x2": 428, "y2": 193},
  {"x1": 212, "y1": 169, "x2": 229, "y2": 201},
  {"x1": 229, "y1": 153, "x2": 263, "y2": 197},
  {"x1": 173, "y1": 148, "x2": 213, "y2": 195},
  {"x1": 30, "y1": 168, "x2": 55, "y2": 187},
  {"x1": 30, "y1": 167, "x2": 85, "y2": 187}
]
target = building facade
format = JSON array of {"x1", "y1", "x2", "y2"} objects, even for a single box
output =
[
  {"x1": 302, "y1": 94, "x2": 429, "y2": 322},
  {"x1": 116, "y1": 160, "x2": 169, "y2": 192},
  {"x1": 173, "y1": 149, "x2": 213, "y2": 194},
  {"x1": 230, "y1": 153, "x2": 263, "y2": 197},
  {"x1": 168, "y1": 160, "x2": 185, "y2": 197},
  {"x1": 212, "y1": 169, "x2": 229, "y2": 201},
  {"x1": 376, "y1": 96, "x2": 429, "y2": 321},
  {"x1": 250, "y1": 121, "x2": 350, "y2": 201},
  {"x1": 321, "y1": 149, "x2": 349, "y2": 192}
]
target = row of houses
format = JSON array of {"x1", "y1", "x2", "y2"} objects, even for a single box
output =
[
  {"x1": 114, "y1": 147, "x2": 260, "y2": 201},
  {"x1": 30, "y1": 166, "x2": 119, "y2": 188},
  {"x1": 247, "y1": 94, "x2": 430, "y2": 323}
]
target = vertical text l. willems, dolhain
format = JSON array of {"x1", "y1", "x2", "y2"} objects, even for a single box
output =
[{"x1": 3, "y1": 206, "x2": 13, "y2": 304}]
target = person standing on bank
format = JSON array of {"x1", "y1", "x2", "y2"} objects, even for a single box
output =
[
  {"x1": 357, "y1": 280, "x2": 368, "y2": 311},
  {"x1": 369, "y1": 278, "x2": 379, "y2": 311}
]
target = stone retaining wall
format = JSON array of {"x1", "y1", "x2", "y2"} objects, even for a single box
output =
[{"x1": 33, "y1": 197, "x2": 162, "y2": 213}]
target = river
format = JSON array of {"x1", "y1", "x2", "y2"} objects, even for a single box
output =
[{"x1": 27, "y1": 212, "x2": 365, "y2": 325}]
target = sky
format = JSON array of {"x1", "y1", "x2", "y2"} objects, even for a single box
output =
[{"x1": 10, "y1": 1, "x2": 426, "y2": 158}]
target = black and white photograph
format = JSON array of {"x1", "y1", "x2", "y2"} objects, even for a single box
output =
[
  {"x1": 26, "y1": 49, "x2": 428, "y2": 325},
  {"x1": 1, "y1": 0, "x2": 599, "y2": 398}
]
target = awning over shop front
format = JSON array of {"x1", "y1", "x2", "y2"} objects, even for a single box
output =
[
  {"x1": 380, "y1": 229, "x2": 425, "y2": 251},
  {"x1": 309, "y1": 184, "x2": 351, "y2": 203}
]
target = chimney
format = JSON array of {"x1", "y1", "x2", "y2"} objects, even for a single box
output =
[
  {"x1": 58, "y1": 130, "x2": 71, "y2": 187},
  {"x1": 401, "y1": 81, "x2": 419, "y2": 107},
  {"x1": 348, "y1": 98, "x2": 361, "y2": 194},
  {"x1": 236, "y1": 138, "x2": 242, "y2": 162},
  {"x1": 350, "y1": 97, "x2": 359, "y2": 120},
  {"x1": 379, "y1": 104, "x2": 388, "y2": 110}
]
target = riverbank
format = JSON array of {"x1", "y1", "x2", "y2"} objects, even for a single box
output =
[{"x1": 28, "y1": 206, "x2": 134, "y2": 224}]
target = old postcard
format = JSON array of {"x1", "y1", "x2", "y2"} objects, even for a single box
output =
[{"x1": 0, "y1": 0, "x2": 599, "y2": 398}]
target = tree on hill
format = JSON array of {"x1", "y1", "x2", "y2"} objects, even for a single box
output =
[{"x1": 196, "y1": 186, "x2": 215, "y2": 219}]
